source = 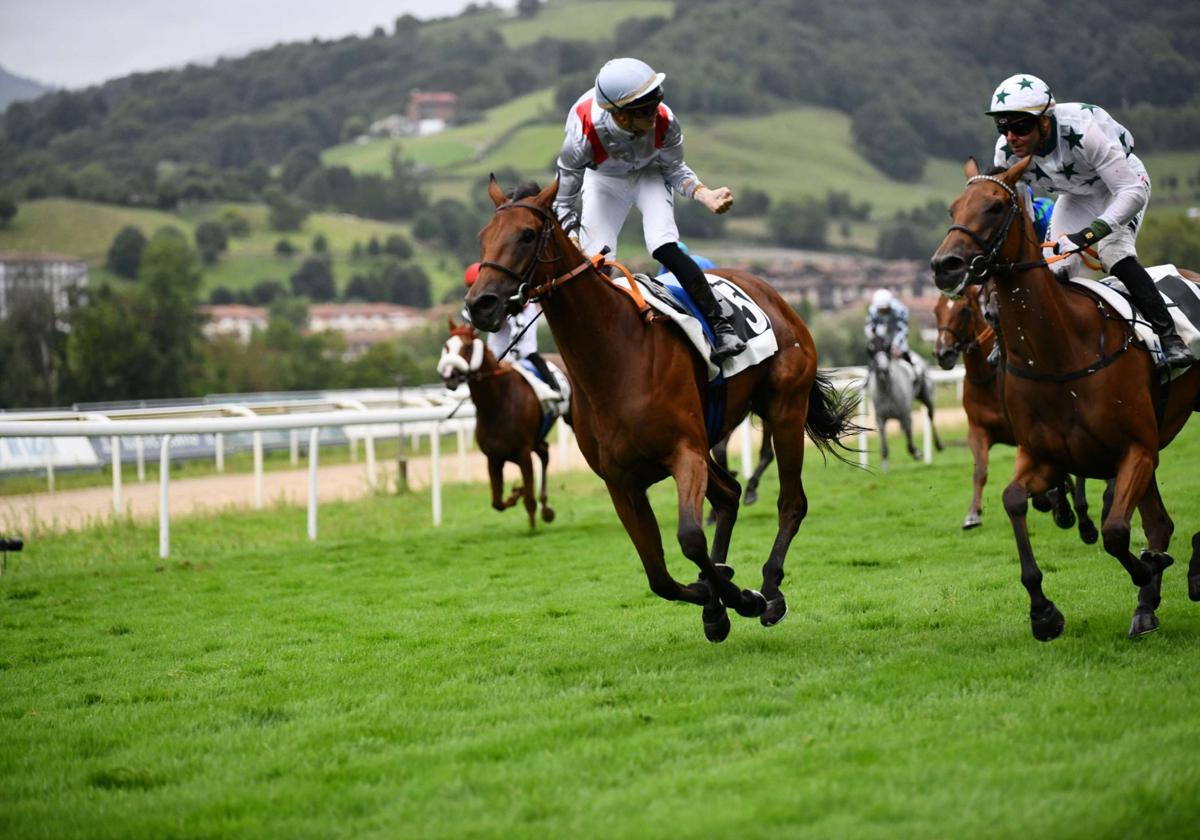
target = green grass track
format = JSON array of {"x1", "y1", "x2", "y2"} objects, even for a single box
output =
[{"x1": 2, "y1": 422, "x2": 1200, "y2": 837}]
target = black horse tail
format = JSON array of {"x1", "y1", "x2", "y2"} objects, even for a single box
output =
[{"x1": 805, "y1": 371, "x2": 865, "y2": 465}]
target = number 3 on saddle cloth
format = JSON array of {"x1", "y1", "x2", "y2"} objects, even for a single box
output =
[{"x1": 620, "y1": 271, "x2": 779, "y2": 444}]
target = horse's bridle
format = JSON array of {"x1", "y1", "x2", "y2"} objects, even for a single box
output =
[{"x1": 478, "y1": 201, "x2": 565, "y2": 309}]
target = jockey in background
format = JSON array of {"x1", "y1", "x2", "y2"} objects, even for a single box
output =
[
  {"x1": 988, "y1": 73, "x2": 1193, "y2": 367},
  {"x1": 865, "y1": 289, "x2": 914, "y2": 363},
  {"x1": 552, "y1": 57, "x2": 744, "y2": 363},
  {"x1": 464, "y1": 262, "x2": 559, "y2": 395}
]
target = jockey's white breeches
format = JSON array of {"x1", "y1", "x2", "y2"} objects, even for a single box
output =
[
  {"x1": 579, "y1": 167, "x2": 679, "y2": 259},
  {"x1": 1049, "y1": 163, "x2": 1150, "y2": 274}
]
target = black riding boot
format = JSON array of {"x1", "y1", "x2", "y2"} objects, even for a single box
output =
[
  {"x1": 526, "y1": 352, "x2": 559, "y2": 394},
  {"x1": 1111, "y1": 257, "x2": 1195, "y2": 368},
  {"x1": 653, "y1": 242, "x2": 745, "y2": 362}
]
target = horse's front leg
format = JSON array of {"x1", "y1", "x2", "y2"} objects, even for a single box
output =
[
  {"x1": 1072, "y1": 475, "x2": 1099, "y2": 545},
  {"x1": 488, "y1": 456, "x2": 517, "y2": 511},
  {"x1": 534, "y1": 440, "x2": 555, "y2": 523},
  {"x1": 963, "y1": 424, "x2": 990, "y2": 529},
  {"x1": 1130, "y1": 474, "x2": 1173, "y2": 637},
  {"x1": 922, "y1": 384, "x2": 944, "y2": 451},
  {"x1": 1004, "y1": 450, "x2": 1064, "y2": 641},
  {"x1": 673, "y1": 447, "x2": 765, "y2": 623},
  {"x1": 604, "y1": 482, "x2": 718, "y2": 635},
  {"x1": 877, "y1": 415, "x2": 891, "y2": 472},
  {"x1": 900, "y1": 409, "x2": 919, "y2": 460},
  {"x1": 1104, "y1": 446, "x2": 1172, "y2": 588}
]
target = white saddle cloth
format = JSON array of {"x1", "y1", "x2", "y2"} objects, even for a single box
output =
[{"x1": 511, "y1": 359, "x2": 571, "y2": 418}]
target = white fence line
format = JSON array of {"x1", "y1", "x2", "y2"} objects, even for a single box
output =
[{"x1": 0, "y1": 368, "x2": 965, "y2": 559}]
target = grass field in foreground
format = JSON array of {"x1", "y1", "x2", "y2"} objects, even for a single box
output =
[{"x1": 2, "y1": 422, "x2": 1200, "y2": 838}]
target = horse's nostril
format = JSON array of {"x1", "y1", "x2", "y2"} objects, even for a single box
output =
[{"x1": 934, "y1": 254, "x2": 966, "y2": 275}]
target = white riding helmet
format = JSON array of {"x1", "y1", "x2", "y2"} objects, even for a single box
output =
[
  {"x1": 871, "y1": 289, "x2": 894, "y2": 309},
  {"x1": 594, "y1": 57, "x2": 665, "y2": 111},
  {"x1": 985, "y1": 73, "x2": 1055, "y2": 116}
]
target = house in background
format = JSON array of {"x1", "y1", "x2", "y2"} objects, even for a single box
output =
[
  {"x1": 201, "y1": 302, "x2": 429, "y2": 359},
  {"x1": 0, "y1": 252, "x2": 88, "y2": 319},
  {"x1": 406, "y1": 90, "x2": 458, "y2": 136}
]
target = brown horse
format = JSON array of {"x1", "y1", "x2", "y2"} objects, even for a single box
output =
[
  {"x1": 933, "y1": 292, "x2": 1103, "y2": 541},
  {"x1": 437, "y1": 320, "x2": 571, "y2": 529},
  {"x1": 931, "y1": 157, "x2": 1200, "y2": 640},
  {"x1": 466, "y1": 179, "x2": 858, "y2": 642}
]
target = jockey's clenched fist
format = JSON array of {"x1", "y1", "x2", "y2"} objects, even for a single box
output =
[{"x1": 696, "y1": 186, "x2": 734, "y2": 215}]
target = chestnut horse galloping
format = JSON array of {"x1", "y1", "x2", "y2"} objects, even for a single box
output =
[
  {"x1": 932, "y1": 157, "x2": 1200, "y2": 640},
  {"x1": 933, "y1": 292, "x2": 1102, "y2": 541},
  {"x1": 437, "y1": 320, "x2": 571, "y2": 529},
  {"x1": 466, "y1": 179, "x2": 858, "y2": 642}
]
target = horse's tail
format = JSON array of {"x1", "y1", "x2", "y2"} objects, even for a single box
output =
[{"x1": 805, "y1": 371, "x2": 865, "y2": 465}]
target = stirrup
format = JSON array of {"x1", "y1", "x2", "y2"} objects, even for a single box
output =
[{"x1": 1159, "y1": 334, "x2": 1195, "y2": 369}]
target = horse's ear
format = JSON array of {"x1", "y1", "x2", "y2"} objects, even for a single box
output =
[
  {"x1": 447, "y1": 315, "x2": 457, "y2": 331},
  {"x1": 964, "y1": 157, "x2": 980, "y2": 179},
  {"x1": 1003, "y1": 155, "x2": 1033, "y2": 185},
  {"x1": 534, "y1": 177, "x2": 560, "y2": 208},
  {"x1": 487, "y1": 174, "x2": 508, "y2": 208}
]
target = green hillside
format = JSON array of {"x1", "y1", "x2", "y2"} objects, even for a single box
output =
[
  {"x1": 0, "y1": 199, "x2": 464, "y2": 302},
  {"x1": 424, "y1": 0, "x2": 674, "y2": 45}
]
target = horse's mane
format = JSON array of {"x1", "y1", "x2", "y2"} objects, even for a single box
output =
[{"x1": 508, "y1": 182, "x2": 542, "y2": 202}]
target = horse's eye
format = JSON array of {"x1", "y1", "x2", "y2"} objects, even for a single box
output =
[
  {"x1": 520, "y1": 228, "x2": 537, "y2": 243},
  {"x1": 985, "y1": 200, "x2": 1004, "y2": 215}
]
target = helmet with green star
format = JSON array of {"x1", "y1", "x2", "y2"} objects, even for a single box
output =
[{"x1": 985, "y1": 74, "x2": 1055, "y2": 117}]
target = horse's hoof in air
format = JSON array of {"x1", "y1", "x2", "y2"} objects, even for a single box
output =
[
  {"x1": 733, "y1": 589, "x2": 768, "y2": 619},
  {"x1": 541, "y1": 506, "x2": 556, "y2": 523},
  {"x1": 1078, "y1": 520, "x2": 1099, "y2": 545},
  {"x1": 1030, "y1": 602, "x2": 1065, "y2": 642},
  {"x1": 1031, "y1": 493, "x2": 1053, "y2": 513},
  {"x1": 703, "y1": 604, "x2": 731, "y2": 643},
  {"x1": 712, "y1": 563, "x2": 735, "y2": 581},
  {"x1": 962, "y1": 513, "x2": 982, "y2": 530},
  {"x1": 1128, "y1": 610, "x2": 1159, "y2": 638},
  {"x1": 1140, "y1": 549, "x2": 1174, "y2": 577},
  {"x1": 761, "y1": 596, "x2": 788, "y2": 627},
  {"x1": 1053, "y1": 507, "x2": 1076, "y2": 530},
  {"x1": 744, "y1": 489, "x2": 759, "y2": 506}
]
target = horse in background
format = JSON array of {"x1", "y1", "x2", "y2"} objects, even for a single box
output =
[
  {"x1": 934, "y1": 293, "x2": 1103, "y2": 540},
  {"x1": 932, "y1": 156, "x2": 1200, "y2": 640},
  {"x1": 437, "y1": 319, "x2": 571, "y2": 529},
  {"x1": 866, "y1": 332, "x2": 943, "y2": 471},
  {"x1": 466, "y1": 178, "x2": 859, "y2": 642}
]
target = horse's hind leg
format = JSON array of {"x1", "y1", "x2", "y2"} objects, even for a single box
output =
[
  {"x1": 744, "y1": 431, "x2": 775, "y2": 506},
  {"x1": 757, "y1": 399, "x2": 814, "y2": 627},
  {"x1": 877, "y1": 415, "x2": 891, "y2": 471},
  {"x1": 1005, "y1": 451, "x2": 1065, "y2": 641},
  {"x1": 901, "y1": 410, "x2": 919, "y2": 460},
  {"x1": 1050, "y1": 477, "x2": 1077, "y2": 530},
  {"x1": 535, "y1": 439, "x2": 555, "y2": 523},
  {"x1": 921, "y1": 383, "x2": 944, "y2": 451},
  {"x1": 517, "y1": 451, "x2": 538, "y2": 529},
  {"x1": 1073, "y1": 476, "x2": 1099, "y2": 545},
  {"x1": 1188, "y1": 531, "x2": 1200, "y2": 602},
  {"x1": 1130, "y1": 474, "x2": 1173, "y2": 637},
  {"x1": 963, "y1": 425, "x2": 989, "y2": 529},
  {"x1": 488, "y1": 457, "x2": 517, "y2": 512}
]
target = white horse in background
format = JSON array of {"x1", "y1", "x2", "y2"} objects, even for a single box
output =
[{"x1": 866, "y1": 332, "x2": 943, "y2": 471}]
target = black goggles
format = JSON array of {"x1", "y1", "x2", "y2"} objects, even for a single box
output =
[
  {"x1": 995, "y1": 115, "x2": 1038, "y2": 137},
  {"x1": 619, "y1": 89, "x2": 663, "y2": 118}
]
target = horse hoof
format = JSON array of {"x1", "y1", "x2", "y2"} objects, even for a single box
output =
[
  {"x1": 541, "y1": 506, "x2": 556, "y2": 523},
  {"x1": 1078, "y1": 521, "x2": 1099, "y2": 545},
  {"x1": 1031, "y1": 493, "x2": 1053, "y2": 513},
  {"x1": 744, "y1": 489, "x2": 759, "y2": 506},
  {"x1": 761, "y1": 596, "x2": 788, "y2": 627},
  {"x1": 1030, "y1": 603, "x2": 1065, "y2": 642},
  {"x1": 1129, "y1": 610, "x2": 1159, "y2": 638},
  {"x1": 734, "y1": 589, "x2": 768, "y2": 619},
  {"x1": 1140, "y1": 549, "x2": 1174, "y2": 577},
  {"x1": 703, "y1": 607, "x2": 731, "y2": 643},
  {"x1": 1053, "y1": 508, "x2": 1077, "y2": 530},
  {"x1": 1189, "y1": 572, "x2": 1200, "y2": 602},
  {"x1": 962, "y1": 513, "x2": 982, "y2": 530},
  {"x1": 714, "y1": 563, "x2": 735, "y2": 581}
]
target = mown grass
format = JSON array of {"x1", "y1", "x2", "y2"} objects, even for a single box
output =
[{"x1": 2, "y1": 420, "x2": 1199, "y2": 838}]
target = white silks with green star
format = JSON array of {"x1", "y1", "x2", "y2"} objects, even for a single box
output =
[{"x1": 987, "y1": 73, "x2": 1056, "y2": 116}]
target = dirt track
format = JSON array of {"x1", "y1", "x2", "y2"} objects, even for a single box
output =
[{"x1": 1, "y1": 410, "x2": 966, "y2": 535}]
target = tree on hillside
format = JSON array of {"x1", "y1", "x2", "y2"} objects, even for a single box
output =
[
  {"x1": 137, "y1": 228, "x2": 205, "y2": 397},
  {"x1": 265, "y1": 186, "x2": 309, "y2": 232},
  {"x1": 0, "y1": 193, "x2": 18, "y2": 228},
  {"x1": 516, "y1": 0, "x2": 542, "y2": 18},
  {"x1": 383, "y1": 233, "x2": 413, "y2": 259},
  {"x1": 768, "y1": 200, "x2": 827, "y2": 250},
  {"x1": 67, "y1": 284, "x2": 159, "y2": 402},
  {"x1": 851, "y1": 98, "x2": 927, "y2": 183},
  {"x1": 0, "y1": 285, "x2": 68, "y2": 408},
  {"x1": 195, "y1": 220, "x2": 229, "y2": 265},
  {"x1": 290, "y1": 257, "x2": 336, "y2": 301},
  {"x1": 105, "y1": 226, "x2": 148, "y2": 280}
]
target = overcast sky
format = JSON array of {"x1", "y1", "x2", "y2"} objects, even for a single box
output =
[{"x1": 1, "y1": 1, "x2": 515, "y2": 89}]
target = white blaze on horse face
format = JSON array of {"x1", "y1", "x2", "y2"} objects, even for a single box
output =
[
  {"x1": 437, "y1": 335, "x2": 471, "y2": 380},
  {"x1": 468, "y1": 338, "x2": 483, "y2": 372}
]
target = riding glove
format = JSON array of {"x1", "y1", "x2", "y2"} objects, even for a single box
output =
[{"x1": 1055, "y1": 219, "x2": 1112, "y2": 255}]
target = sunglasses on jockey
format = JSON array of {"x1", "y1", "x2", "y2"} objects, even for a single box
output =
[
  {"x1": 601, "y1": 86, "x2": 664, "y2": 119},
  {"x1": 994, "y1": 115, "x2": 1039, "y2": 137}
]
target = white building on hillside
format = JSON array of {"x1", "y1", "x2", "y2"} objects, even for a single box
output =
[{"x1": 0, "y1": 252, "x2": 89, "y2": 319}]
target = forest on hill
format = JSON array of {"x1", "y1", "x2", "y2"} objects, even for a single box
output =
[{"x1": 2, "y1": 0, "x2": 1198, "y2": 214}]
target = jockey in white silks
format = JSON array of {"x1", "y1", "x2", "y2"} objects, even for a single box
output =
[
  {"x1": 988, "y1": 72, "x2": 1193, "y2": 368},
  {"x1": 865, "y1": 289, "x2": 913, "y2": 360},
  {"x1": 551, "y1": 57, "x2": 744, "y2": 363}
]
